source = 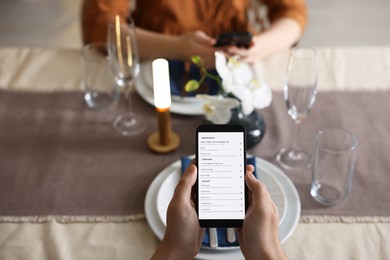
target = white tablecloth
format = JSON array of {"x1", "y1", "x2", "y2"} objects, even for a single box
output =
[{"x1": 0, "y1": 47, "x2": 389, "y2": 260}]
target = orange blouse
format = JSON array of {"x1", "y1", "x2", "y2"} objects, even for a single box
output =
[{"x1": 82, "y1": 0, "x2": 307, "y2": 44}]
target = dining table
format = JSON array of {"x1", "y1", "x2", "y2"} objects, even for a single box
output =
[{"x1": 0, "y1": 45, "x2": 389, "y2": 260}]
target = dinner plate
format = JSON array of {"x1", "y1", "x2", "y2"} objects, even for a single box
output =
[
  {"x1": 140, "y1": 61, "x2": 201, "y2": 103},
  {"x1": 140, "y1": 60, "x2": 208, "y2": 103},
  {"x1": 145, "y1": 157, "x2": 301, "y2": 259},
  {"x1": 135, "y1": 60, "x2": 205, "y2": 115},
  {"x1": 156, "y1": 162, "x2": 287, "y2": 229}
]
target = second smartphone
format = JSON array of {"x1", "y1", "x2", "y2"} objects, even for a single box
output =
[
  {"x1": 214, "y1": 31, "x2": 252, "y2": 48},
  {"x1": 195, "y1": 124, "x2": 247, "y2": 228}
]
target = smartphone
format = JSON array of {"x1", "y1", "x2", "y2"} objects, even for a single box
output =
[
  {"x1": 214, "y1": 32, "x2": 252, "y2": 48},
  {"x1": 195, "y1": 124, "x2": 247, "y2": 228}
]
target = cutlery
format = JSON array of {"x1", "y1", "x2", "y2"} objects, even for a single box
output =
[
  {"x1": 209, "y1": 228, "x2": 218, "y2": 248},
  {"x1": 227, "y1": 228, "x2": 236, "y2": 243}
]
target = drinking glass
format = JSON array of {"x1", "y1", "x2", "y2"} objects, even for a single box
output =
[
  {"x1": 107, "y1": 16, "x2": 147, "y2": 136},
  {"x1": 276, "y1": 46, "x2": 317, "y2": 170},
  {"x1": 82, "y1": 42, "x2": 119, "y2": 110},
  {"x1": 310, "y1": 128, "x2": 357, "y2": 206}
]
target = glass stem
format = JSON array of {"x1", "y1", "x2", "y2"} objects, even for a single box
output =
[
  {"x1": 292, "y1": 122, "x2": 302, "y2": 155},
  {"x1": 124, "y1": 83, "x2": 133, "y2": 118}
]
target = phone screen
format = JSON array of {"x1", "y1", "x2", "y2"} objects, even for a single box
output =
[{"x1": 196, "y1": 125, "x2": 246, "y2": 227}]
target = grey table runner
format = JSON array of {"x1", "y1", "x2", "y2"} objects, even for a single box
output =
[{"x1": 0, "y1": 90, "x2": 389, "y2": 217}]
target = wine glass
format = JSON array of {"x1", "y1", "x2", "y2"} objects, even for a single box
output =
[
  {"x1": 107, "y1": 16, "x2": 147, "y2": 136},
  {"x1": 276, "y1": 46, "x2": 317, "y2": 170}
]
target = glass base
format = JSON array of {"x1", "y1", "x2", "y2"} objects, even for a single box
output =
[
  {"x1": 112, "y1": 113, "x2": 147, "y2": 136},
  {"x1": 276, "y1": 147, "x2": 311, "y2": 171},
  {"x1": 85, "y1": 91, "x2": 118, "y2": 110},
  {"x1": 310, "y1": 183, "x2": 345, "y2": 206}
]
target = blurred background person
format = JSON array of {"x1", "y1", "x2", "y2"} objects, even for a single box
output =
[{"x1": 82, "y1": 0, "x2": 307, "y2": 68}]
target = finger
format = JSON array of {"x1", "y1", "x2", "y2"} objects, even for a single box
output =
[
  {"x1": 244, "y1": 169, "x2": 256, "y2": 190},
  {"x1": 271, "y1": 200, "x2": 280, "y2": 219},
  {"x1": 225, "y1": 46, "x2": 249, "y2": 57},
  {"x1": 194, "y1": 30, "x2": 216, "y2": 46},
  {"x1": 241, "y1": 55, "x2": 257, "y2": 64},
  {"x1": 190, "y1": 158, "x2": 197, "y2": 165},
  {"x1": 197, "y1": 228, "x2": 206, "y2": 246},
  {"x1": 245, "y1": 171, "x2": 266, "y2": 202},
  {"x1": 246, "y1": 164, "x2": 255, "y2": 173},
  {"x1": 173, "y1": 164, "x2": 197, "y2": 200},
  {"x1": 244, "y1": 170, "x2": 255, "y2": 208}
]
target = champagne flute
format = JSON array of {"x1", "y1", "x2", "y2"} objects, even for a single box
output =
[
  {"x1": 276, "y1": 46, "x2": 317, "y2": 170},
  {"x1": 107, "y1": 15, "x2": 147, "y2": 136}
]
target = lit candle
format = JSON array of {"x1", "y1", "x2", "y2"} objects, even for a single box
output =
[
  {"x1": 152, "y1": 59, "x2": 171, "y2": 112},
  {"x1": 147, "y1": 58, "x2": 180, "y2": 153}
]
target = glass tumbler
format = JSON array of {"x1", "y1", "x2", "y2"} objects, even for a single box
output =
[
  {"x1": 82, "y1": 42, "x2": 119, "y2": 110},
  {"x1": 310, "y1": 128, "x2": 358, "y2": 206}
]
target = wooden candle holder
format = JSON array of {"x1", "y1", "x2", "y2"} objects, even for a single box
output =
[{"x1": 147, "y1": 108, "x2": 180, "y2": 153}]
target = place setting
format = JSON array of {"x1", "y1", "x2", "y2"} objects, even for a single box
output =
[{"x1": 144, "y1": 154, "x2": 301, "y2": 259}]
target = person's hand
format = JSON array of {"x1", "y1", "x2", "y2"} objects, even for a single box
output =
[
  {"x1": 223, "y1": 34, "x2": 273, "y2": 63},
  {"x1": 179, "y1": 30, "x2": 217, "y2": 68},
  {"x1": 237, "y1": 165, "x2": 287, "y2": 260},
  {"x1": 224, "y1": 18, "x2": 303, "y2": 63},
  {"x1": 151, "y1": 163, "x2": 205, "y2": 260}
]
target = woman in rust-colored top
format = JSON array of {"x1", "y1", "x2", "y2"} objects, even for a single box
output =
[{"x1": 82, "y1": 0, "x2": 306, "y2": 67}]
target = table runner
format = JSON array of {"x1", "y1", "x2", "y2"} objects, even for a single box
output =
[
  {"x1": 261, "y1": 90, "x2": 390, "y2": 219},
  {"x1": 1, "y1": 89, "x2": 389, "y2": 220},
  {"x1": 0, "y1": 89, "x2": 198, "y2": 218}
]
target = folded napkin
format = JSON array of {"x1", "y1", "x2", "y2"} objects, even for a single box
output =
[
  {"x1": 180, "y1": 156, "x2": 257, "y2": 247},
  {"x1": 168, "y1": 60, "x2": 220, "y2": 97}
]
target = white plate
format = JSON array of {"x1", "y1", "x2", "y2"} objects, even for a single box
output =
[
  {"x1": 136, "y1": 61, "x2": 205, "y2": 115},
  {"x1": 145, "y1": 157, "x2": 300, "y2": 260},
  {"x1": 140, "y1": 60, "x2": 205, "y2": 104},
  {"x1": 156, "y1": 161, "x2": 287, "y2": 228},
  {"x1": 140, "y1": 60, "x2": 153, "y2": 88}
]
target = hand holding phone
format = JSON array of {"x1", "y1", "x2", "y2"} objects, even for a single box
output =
[
  {"x1": 214, "y1": 32, "x2": 252, "y2": 48},
  {"x1": 195, "y1": 124, "x2": 247, "y2": 228}
]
